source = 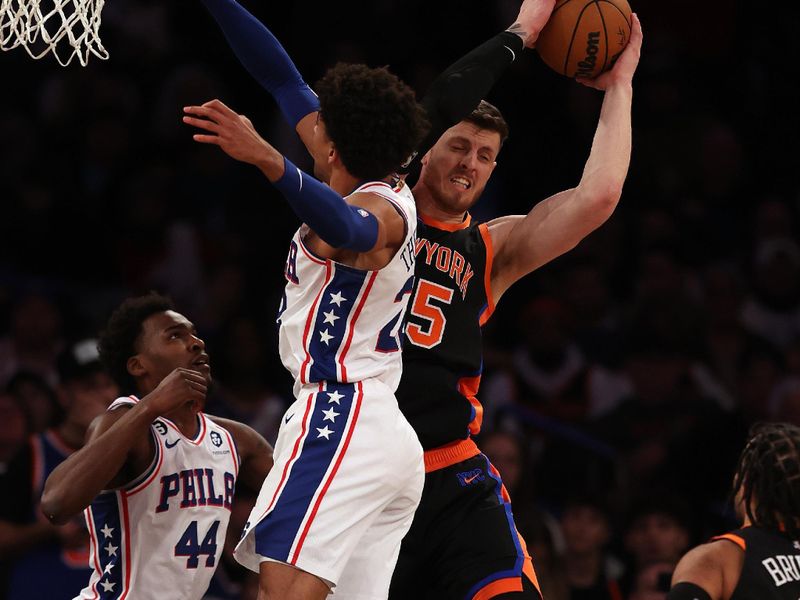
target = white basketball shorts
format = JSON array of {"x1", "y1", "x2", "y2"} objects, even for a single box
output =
[{"x1": 234, "y1": 378, "x2": 424, "y2": 598}]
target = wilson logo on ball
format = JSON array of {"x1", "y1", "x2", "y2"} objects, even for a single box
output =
[{"x1": 536, "y1": 0, "x2": 632, "y2": 79}]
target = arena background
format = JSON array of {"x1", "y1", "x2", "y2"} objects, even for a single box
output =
[{"x1": 1, "y1": 0, "x2": 799, "y2": 598}]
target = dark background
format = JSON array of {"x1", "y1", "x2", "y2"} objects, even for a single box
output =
[{"x1": 1, "y1": 0, "x2": 800, "y2": 597}]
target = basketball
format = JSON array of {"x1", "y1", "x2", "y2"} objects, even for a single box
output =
[{"x1": 536, "y1": 0, "x2": 632, "y2": 79}]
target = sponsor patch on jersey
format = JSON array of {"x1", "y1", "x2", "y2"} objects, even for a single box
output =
[
  {"x1": 210, "y1": 431, "x2": 223, "y2": 447},
  {"x1": 456, "y1": 468, "x2": 484, "y2": 487}
]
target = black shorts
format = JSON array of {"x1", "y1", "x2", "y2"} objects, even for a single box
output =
[{"x1": 389, "y1": 451, "x2": 542, "y2": 600}]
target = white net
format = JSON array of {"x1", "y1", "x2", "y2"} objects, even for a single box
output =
[{"x1": 0, "y1": 0, "x2": 108, "y2": 66}]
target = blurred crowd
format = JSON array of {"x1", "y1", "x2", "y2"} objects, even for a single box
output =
[{"x1": 1, "y1": 0, "x2": 798, "y2": 598}]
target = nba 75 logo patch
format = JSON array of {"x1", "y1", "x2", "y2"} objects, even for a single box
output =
[{"x1": 456, "y1": 468, "x2": 485, "y2": 487}]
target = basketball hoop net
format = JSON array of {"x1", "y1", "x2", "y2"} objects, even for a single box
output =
[{"x1": 0, "y1": 0, "x2": 108, "y2": 66}]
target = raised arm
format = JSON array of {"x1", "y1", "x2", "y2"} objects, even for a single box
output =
[
  {"x1": 41, "y1": 368, "x2": 207, "y2": 524},
  {"x1": 183, "y1": 99, "x2": 402, "y2": 255},
  {"x1": 487, "y1": 14, "x2": 642, "y2": 302},
  {"x1": 401, "y1": 0, "x2": 555, "y2": 173},
  {"x1": 200, "y1": 0, "x2": 319, "y2": 149}
]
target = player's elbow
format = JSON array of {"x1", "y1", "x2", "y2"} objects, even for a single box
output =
[
  {"x1": 589, "y1": 182, "x2": 623, "y2": 219},
  {"x1": 40, "y1": 486, "x2": 71, "y2": 525}
]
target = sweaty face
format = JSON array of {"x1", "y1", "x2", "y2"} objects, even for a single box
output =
[
  {"x1": 419, "y1": 122, "x2": 501, "y2": 215},
  {"x1": 134, "y1": 311, "x2": 211, "y2": 391}
]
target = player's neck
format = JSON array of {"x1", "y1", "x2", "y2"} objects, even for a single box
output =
[
  {"x1": 412, "y1": 183, "x2": 468, "y2": 224},
  {"x1": 329, "y1": 168, "x2": 361, "y2": 197},
  {"x1": 164, "y1": 403, "x2": 202, "y2": 438}
]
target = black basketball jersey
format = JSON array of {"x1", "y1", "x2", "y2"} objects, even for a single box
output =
[
  {"x1": 714, "y1": 526, "x2": 800, "y2": 600},
  {"x1": 395, "y1": 214, "x2": 494, "y2": 450}
]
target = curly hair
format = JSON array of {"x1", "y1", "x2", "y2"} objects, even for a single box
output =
[
  {"x1": 733, "y1": 421, "x2": 800, "y2": 539},
  {"x1": 97, "y1": 292, "x2": 174, "y2": 395},
  {"x1": 316, "y1": 63, "x2": 429, "y2": 181}
]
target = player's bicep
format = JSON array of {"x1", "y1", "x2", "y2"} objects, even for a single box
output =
[
  {"x1": 225, "y1": 422, "x2": 273, "y2": 491},
  {"x1": 347, "y1": 192, "x2": 407, "y2": 251},
  {"x1": 669, "y1": 544, "x2": 726, "y2": 600}
]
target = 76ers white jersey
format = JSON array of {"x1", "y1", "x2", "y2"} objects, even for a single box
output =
[
  {"x1": 75, "y1": 397, "x2": 239, "y2": 600},
  {"x1": 278, "y1": 179, "x2": 417, "y2": 395}
]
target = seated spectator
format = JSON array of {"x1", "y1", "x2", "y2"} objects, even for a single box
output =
[
  {"x1": 559, "y1": 495, "x2": 624, "y2": 600},
  {"x1": 0, "y1": 339, "x2": 119, "y2": 600}
]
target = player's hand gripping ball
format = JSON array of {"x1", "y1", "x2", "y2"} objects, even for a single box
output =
[{"x1": 536, "y1": 0, "x2": 632, "y2": 78}]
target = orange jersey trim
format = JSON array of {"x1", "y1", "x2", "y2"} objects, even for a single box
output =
[
  {"x1": 423, "y1": 437, "x2": 480, "y2": 473},
  {"x1": 477, "y1": 223, "x2": 495, "y2": 325},
  {"x1": 515, "y1": 530, "x2": 542, "y2": 596},
  {"x1": 712, "y1": 533, "x2": 746, "y2": 550},
  {"x1": 420, "y1": 212, "x2": 472, "y2": 231},
  {"x1": 472, "y1": 577, "x2": 523, "y2": 600},
  {"x1": 460, "y1": 374, "x2": 484, "y2": 437}
]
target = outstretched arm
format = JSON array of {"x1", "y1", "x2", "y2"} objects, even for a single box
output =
[
  {"x1": 200, "y1": 0, "x2": 319, "y2": 148},
  {"x1": 402, "y1": 0, "x2": 555, "y2": 173},
  {"x1": 487, "y1": 14, "x2": 643, "y2": 303},
  {"x1": 183, "y1": 99, "x2": 401, "y2": 253}
]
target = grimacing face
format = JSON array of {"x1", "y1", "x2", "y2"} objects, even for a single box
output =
[{"x1": 419, "y1": 121, "x2": 501, "y2": 215}]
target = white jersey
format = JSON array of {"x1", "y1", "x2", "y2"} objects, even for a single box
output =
[
  {"x1": 75, "y1": 396, "x2": 239, "y2": 600},
  {"x1": 278, "y1": 179, "x2": 417, "y2": 395}
]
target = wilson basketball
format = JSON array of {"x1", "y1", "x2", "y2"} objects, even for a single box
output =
[{"x1": 536, "y1": 0, "x2": 632, "y2": 79}]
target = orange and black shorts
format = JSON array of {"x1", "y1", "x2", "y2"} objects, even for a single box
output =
[{"x1": 389, "y1": 442, "x2": 542, "y2": 600}]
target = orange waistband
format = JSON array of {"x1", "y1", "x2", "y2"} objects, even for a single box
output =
[{"x1": 423, "y1": 438, "x2": 480, "y2": 473}]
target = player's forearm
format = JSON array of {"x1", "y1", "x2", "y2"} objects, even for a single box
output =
[
  {"x1": 41, "y1": 404, "x2": 158, "y2": 524},
  {"x1": 271, "y1": 157, "x2": 380, "y2": 251},
  {"x1": 577, "y1": 82, "x2": 633, "y2": 211},
  {"x1": 200, "y1": 0, "x2": 319, "y2": 128},
  {"x1": 401, "y1": 31, "x2": 524, "y2": 173}
]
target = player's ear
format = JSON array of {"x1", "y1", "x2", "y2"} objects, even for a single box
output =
[
  {"x1": 127, "y1": 355, "x2": 146, "y2": 379},
  {"x1": 421, "y1": 150, "x2": 431, "y2": 166}
]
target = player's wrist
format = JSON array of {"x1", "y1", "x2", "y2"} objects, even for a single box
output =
[{"x1": 506, "y1": 21, "x2": 536, "y2": 47}]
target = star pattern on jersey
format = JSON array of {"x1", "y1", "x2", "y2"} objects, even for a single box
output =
[
  {"x1": 316, "y1": 425, "x2": 334, "y2": 440},
  {"x1": 322, "y1": 407, "x2": 340, "y2": 422},
  {"x1": 104, "y1": 562, "x2": 115, "y2": 574},
  {"x1": 329, "y1": 291, "x2": 347, "y2": 307},
  {"x1": 319, "y1": 329, "x2": 334, "y2": 345},
  {"x1": 100, "y1": 523, "x2": 114, "y2": 538},
  {"x1": 327, "y1": 390, "x2": 344, "y2": 405},
  {"x1": 100, "y1": 580, "x2": 116, "y2": 592},
  {"x1": 322, "y1": 310, "x2": 340, "y2": 325},
  {"x1": 105, "y1": 542, "x2": 118, "y2": 557}
]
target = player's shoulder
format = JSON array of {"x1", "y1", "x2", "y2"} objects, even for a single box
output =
[
  {"x1": 673, "y1": 536, "x2": 744, "y2": 593},
  {"x1": 205, "y1": 414, "x2": 269, "y2": 455}
]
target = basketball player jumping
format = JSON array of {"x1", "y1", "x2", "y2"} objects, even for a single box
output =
[
  {"x1": 184, "y1": 63, "x2": 429, "y2": 599},
  {"x1": 191, "y1": 0, "x2": 641, "y2": 597},
  {"x1": 40, "y1": 293, "x2": 274, "y2": 599},
  {"x1": 668, "y1": 422, "x2": 800, "y2": 600}
]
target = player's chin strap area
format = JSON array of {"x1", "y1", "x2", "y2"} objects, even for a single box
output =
[
  {"x1": 667, "y1": 582, "x2": 713, "y2": 600},
  {"x1": 274, "y1": 157, "x2": 379, "y2": 252}
]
